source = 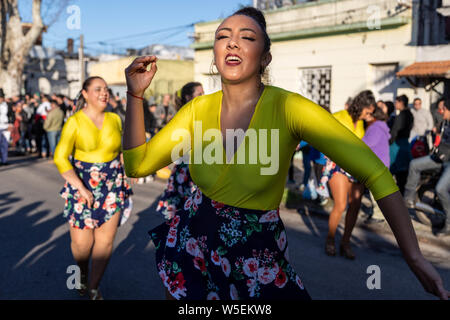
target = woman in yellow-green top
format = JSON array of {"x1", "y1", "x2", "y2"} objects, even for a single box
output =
[
  {"x1": 54, "y1": 76, "x2": 133, "y2": 300},
  {"x1": 123, "y1": 7, "x2": 448, "y2": 300},
  {"x1": 319, "y1": 91, "x2": 375, "y2": 260}
]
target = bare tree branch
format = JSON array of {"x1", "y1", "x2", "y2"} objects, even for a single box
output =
[
  {"x1": 42, "y1": 0, "x2": 70, "y2": 27},
  {"x1": 0, "y1": 0, "x2": 45, "y2": 96}
]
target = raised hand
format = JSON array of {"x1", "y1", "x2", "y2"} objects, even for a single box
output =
[{"x1": 125, "y1": 56, "x2": 158, "y2": 97}]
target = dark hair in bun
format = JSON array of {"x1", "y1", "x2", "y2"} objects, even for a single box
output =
[{"x1": 232, "y1": 7, "x2": 271, "y2": 54}]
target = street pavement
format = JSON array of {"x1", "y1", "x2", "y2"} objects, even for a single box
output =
[{"x1": 0, "y1": 155, "x2": 449, "y2": 300}]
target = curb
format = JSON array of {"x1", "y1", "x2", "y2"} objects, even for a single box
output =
[{"x1": 281, "y1": 187, "x2": 450, "y2": 251}]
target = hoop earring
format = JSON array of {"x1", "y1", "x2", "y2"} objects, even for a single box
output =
[{"x1": 210, "y1": 60, "x2": 219, "y2": 75}]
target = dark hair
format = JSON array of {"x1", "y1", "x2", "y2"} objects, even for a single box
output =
[
  {"x1": 181, "y1": 82, "x2": 202, "y2": 106},
  {"x1": 385, "y1": 101, "x2": 395, "y2": 115},
  {"x1": 371, "y1": 106, "x2": 388, "y2": 122},
  {"x1": 347, "y1": 90, "x2": 376, "y2": 123},
  {"x1": 233, "y1": 7, "x2": 271, "y2": 54},
  {"x1": 75, "y1": 76, "x2": 105, "y2": 112},
  {"x1": 444, "y1": 99, "x2": 450, "y2": 111},
  {"x1": 396, "y1": 94, "x2": 409, "y2": 108},
  {"x1": 413, "y1": 97, "x2": 421, "y2": 103},
  {"x1": 232, "y1": 7, "x2": 271, "y2": 75}
]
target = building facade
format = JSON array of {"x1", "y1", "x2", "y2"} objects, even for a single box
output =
[
  {"x1": 89, "y1": 56, "x2": 194, "y2": 101},
  {"x1": 193, "y1": 0, "x2": 449, "y2": 112}
]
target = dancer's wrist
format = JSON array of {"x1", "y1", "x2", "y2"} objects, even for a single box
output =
[{"x1": 127, "y1": 90, "x2": 144, "y2": 100}]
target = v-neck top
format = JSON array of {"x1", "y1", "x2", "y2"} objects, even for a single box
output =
[
  {"x1": 123, "y1": 86, "x2": 398, "y2": 210},
  {"x1": 54, "y1": 110, "x2": 123, "y2": 174}
]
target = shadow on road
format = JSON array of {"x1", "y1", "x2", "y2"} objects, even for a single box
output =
[
  {"x1": 104, "y1": 196, "x2": 166, "y2": 300},
  {"x1": 0, "y1": 191, "x2": 73, "y2": 299}
]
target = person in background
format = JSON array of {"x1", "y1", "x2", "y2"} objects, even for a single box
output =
[
  {"x1": 404, "y1": 99, "x2": 450, "y2": 237},
  {"x1": 21, "y1": 99, "x2": 35, "y2": 154},
  {"x1": 389, "y1": 94, "x2": 414, "y2": 195},
  {"x1": 155, "y1": 94, "x2": 176, "y2": 130},
  {"x1": 54, "y1": 77, "x2": 133, "y2": 300},
  {"x1": 344, "y1": 97, "x2": 352, "y2": 110},
  {"x1": 385, "y1": 101, "x2": 395, "y2": 129},
  {"x1": 143, "y1": 101, "x2": 157, "y2": 138},
  {"x1": 377, "y1": 100, "x2": 386, "y2": 112},
  {"x1": 362, "y1": 107, "x2": 391, "y2": 224},
  {"x1": 432, "y1": 98, "x2": 445, "y2": 135},
  {"x1": 44, "y1": 100, "x2": 65, "y2": 157},
  {"x1": 137, "y1": 99, "x2": 159, "y2": 184},
  {"x1": 11, "y1": 101, "x2": 23, "y2": 150},
  {"x1": 36, "y1": 95, "x2": 51, "y2": 158},
  {"x1": 409, "y1": 98, "x2": 434, "y2": 143},
  {"x1": 155, "y1": 82, "x2": 204, "y2": 218},
  {"x1": 321, "y1": 90, "x2": 375, "y2": 259},
  {"x1": 106, "y1": 89, "x2": 126, "y2": 126},
  {"x1": 0, "y1": 91, "x2": 11, "y2": 166}
]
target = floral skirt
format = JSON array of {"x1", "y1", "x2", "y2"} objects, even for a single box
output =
[
  {"x1": 318, "y1": 157, "x2": 356, "y2": 193},
  {"x1": 149, "y1": 187, "x2": 311, "y2": 300},
  {"x1": 60, "y1": 157, "x2": 133, "y2": 229},
  {"x1": 156, "y1": 162, "x2": 196, "y2": 220}
]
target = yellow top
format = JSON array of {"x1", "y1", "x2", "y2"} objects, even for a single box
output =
[
  {"x1": 54, "y1": 110, "x2": 123, "y2": 174},
  {"x1": 332, "y1": 109, "x2": 365, "y2": 139},
  {"x1": 124, "y1": 86, "x2": 398, "y2": 210}
]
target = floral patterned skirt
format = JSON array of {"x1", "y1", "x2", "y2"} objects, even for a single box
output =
[
  {"x1": 60, "y1": 157, "x2": 133, "y2": 229},
  {"x1": 156, "y1": 162, "x2": 196, "y2": 220},
  {"x1": 318, "y1": 157, "x2": 357, "y2": 193},
  {"x1": 149, "y1": 187, "x2": 311, "y2": 300}
]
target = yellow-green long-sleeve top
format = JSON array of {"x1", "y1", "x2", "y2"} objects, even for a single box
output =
[
  {"x1": 54, "y1": 110, "x2": 123, "y2": 174},
  {"x1": 124, "y1": 86, "x2": 398, "y2": 210}
]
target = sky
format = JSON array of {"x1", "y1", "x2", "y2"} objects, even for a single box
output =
[{"x1": 19, "y1": 0, "x2": 252, "y2": 55}]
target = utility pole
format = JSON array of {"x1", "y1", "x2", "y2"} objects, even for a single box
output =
[{"x1": 79, "y1": 34, "x2": 85, "y2": 87}]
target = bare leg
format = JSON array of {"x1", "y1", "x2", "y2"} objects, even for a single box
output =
[
  {"x1": 89, "y1": 211, "x2": 121, "y2": 296},
  {"x1": 341, "y1": 182, "x2": 365, "y2": 249},
  {"x1": 327, "y1": 173, "x2": 351, "y2": 239},
  {"x1": 69, "y1": 226, "x2": 94, "y2": 280}
]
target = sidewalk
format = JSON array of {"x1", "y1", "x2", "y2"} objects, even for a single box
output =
[{"x1": 280, "y1": 184, "x2": 450, "y2": 251}]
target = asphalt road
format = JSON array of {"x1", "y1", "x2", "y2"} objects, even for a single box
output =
[{"x1": 0, "y1": 156, "x2": 449, "y2": 300}]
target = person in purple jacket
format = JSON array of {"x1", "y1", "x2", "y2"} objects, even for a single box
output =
[{"x1": 362, "y1": 106, "x2": 391, "y2": 224}]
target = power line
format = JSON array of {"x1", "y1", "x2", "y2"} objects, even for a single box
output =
[{"x1": 85, "y1": 21, "x2": 201, "y2": 45}]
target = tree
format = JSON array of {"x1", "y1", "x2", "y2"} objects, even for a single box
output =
[
  {"x1": 0, "y1": 0, "x2": 68, "y2": 97},
  {"x1": 0, "y1": 0, "x2": 44, "y2": 97}
]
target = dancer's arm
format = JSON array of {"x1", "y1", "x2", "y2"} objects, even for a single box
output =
[
  {"x1": 123, "y1": 56, "x2": 193, "y2": 177},
  {"x1": 54, "y1": 117, "x2": 94, "y2": 208},
  {"x1": 377, "y1": 191, "x2": 448, "y2": 299},
  {"x1": 285, "y1": 93, "x2": 449, "y2": 300}
]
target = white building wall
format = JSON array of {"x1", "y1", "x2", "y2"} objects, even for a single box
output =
[
  {"x1": 194, "y1": 23, "x2": 417, "y2": 112},
  {"x1": 269, "y1": 24, "x2": 416, "y2": 112}
]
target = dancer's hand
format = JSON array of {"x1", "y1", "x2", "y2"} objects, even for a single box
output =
[
  {"x1": 79, "y1": 187, "x2": 94, "y2": 209},
  {"x1": 408, "y1": 255, "x2": 449, "y2": 300},
  {"x1": 125, "y1": 56, "x2": 158, "y2": 97}
]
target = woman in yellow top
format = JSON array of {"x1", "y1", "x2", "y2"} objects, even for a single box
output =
[
  {"x1": 123, "y1": 8, "x2": 448, "y2": 300},
  {"x1": 320, "y1": 91, "x2": 375, "y2": 259},
  {"x1": 54, "y1": 76, "x2": 133, "y2": 300}
]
